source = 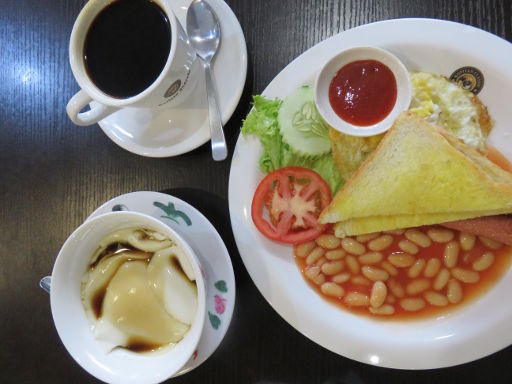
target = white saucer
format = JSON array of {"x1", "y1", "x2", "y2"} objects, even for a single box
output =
[
  {"x1": 94, "y1": 0, "x2": 247, "y2": 157},
  {"x1": 88, "y1": 191, "x2": 236, "y2": 376}
]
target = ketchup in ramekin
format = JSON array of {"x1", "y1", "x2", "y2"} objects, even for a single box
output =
[{"x1": 328, "y1": 60, "x2": 397, "y2": 126}]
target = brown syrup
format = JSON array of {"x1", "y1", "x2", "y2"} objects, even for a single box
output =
[
  {"x1": 125, "y1": 339, "x2": 163, "y2": 353},
  {"x1": 88, "y1": 242, "x2": 151, "y2": 318}
]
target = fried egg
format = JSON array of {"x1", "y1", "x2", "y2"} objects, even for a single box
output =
[{"x1": 409, "y1": 71, "x2": 492, "y2": 152}]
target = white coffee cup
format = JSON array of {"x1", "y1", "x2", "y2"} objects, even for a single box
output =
[
  {"x1": 66, "y1": 0, "x2": 199, "y2": 126},
  {"x1": 50, "y1": 211, "x2": 206, "y2": 384}
]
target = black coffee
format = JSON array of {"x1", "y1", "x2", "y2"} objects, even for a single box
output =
[{"x1": 83, "y1": 0, "x2": 171, "y2": 99}]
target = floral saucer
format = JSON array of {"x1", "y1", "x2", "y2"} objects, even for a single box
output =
[{"x1": 88, "y1": 191, "x2": 235, "y2": 376}]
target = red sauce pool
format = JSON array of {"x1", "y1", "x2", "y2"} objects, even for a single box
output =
[
  {"x1": 295, "y1": 227, "x2": 512, "y2": 320},
  {"x1": 328, "y1": 60, "x2": 397, "y2": 126}
]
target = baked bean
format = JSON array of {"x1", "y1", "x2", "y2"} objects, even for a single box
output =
[
  {"x1": 381, "y1": 261, "x2": 398, "y2": 276},
  {"x1": 325, "y1": 249, "x2": 346, "y2": 260},
  {"x1": 388, "y1": 279, "x2": 405, "y2": 298},
  {"x1": 405, "y1": 229, "x2": 432, "y2": 248},
  {"x1": 447, "y1": 279, "x2": 463, "y2": 303},
  {"x1": 359, "y1": 251, "x2": 383, "y2": 265},
  {"x1": 451, "y1": 268, "x2": 480, "y2": 283},
  {"x1": 368, "y1": 235, "x2": 394, "y2": 251},
  {"x1": 304, "y1": 265, "x2": 320, "y2": 279},
  {"x1": 459, "y1": 233, "x2": 476, "y2": 251},
  {"x1": 370, "y1": 281, "x2": 387, "y2": 308},
  {"x1": 356, "y1": 233, "x2": 380, "y2": 243},
  {"x1": 427, "y1": 228, "x2": 454, "y2": 243},
  {"x1": 384, "y1": 229, "x2": 405, "y2": 235},
  {"x1": 316, "y1": 234, "x2": 341, "y2": 249},
  {"x1": 295, "y1": 241, "x2": 316, "y2": 258},
  {"x1": 472, "y1": 252, "x2": 495, "y2": 271},
  {"x1": 406, "y1": 279, "x2": 431, "y2": 295},
  {"x1": 361, "y1": 266, "x2": 389, "y2": 281},
  {"x1": 408, "y1": 259, "x2": 426, "y2": 278},
  {"x1": 424, "y1": 258, "x2": 441, "y2": 278},
  {"x1": 398, "y1": 239, "x2": 419, "y2": 255},
  {"x1": 305, "y1": 266, "x2": 325, "y2": 285},
  {"x1": 321, "y1": 282, "x2": 345, "y2": 297},
  {"x1": 443, "y1": 241, "x2": 459, "y2": 268},
  {"x1": 479, "y1": 236, "x2": 503, "y2": 250},
  {"x1": 345, "y1": 255, "x2": 360, "y2": 274},
  {"x1": 424, "y1": 291, "x2": 448, "y2": 306},
  {"x1": 369, "y1": 304, "x2": 395, "y2": 315},
  {"x1": 344, "y1": 292, "x2": 370, "y2": 306},
  {"x1": 317, "y1": 258, "x2": 327, "y2": 268},
  {"x1": 388, "y1": 252, "x2": 416, "y2": 268},
  {"x1": 341, "y1": 238, "x2": 366, "y2": 255},
  {"x1": 321, "y1": 260, "x2": 344, "y2": 275},
  {"x1": 311, "y1": 274, "x2": 325, "y2": 285},
  {"x1": 306, "y1": 247, "x2": 325, "y2": 265},
  {"x1": 400, "y1": 298, "x2": 426, "y2": 312},
  {"x1": 433, "y1": 268, "x2": 450, "y2": 290},
  {"x1": 332, "y1": 273, "x2": 350, "y2": 284},
  {"x1": 351, "y1": 276, "x2": 371, "y2": 286}
]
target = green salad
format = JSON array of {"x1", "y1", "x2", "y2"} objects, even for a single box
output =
[{"x1": 241, "y1": 86, "x2": 343, "y2": 193}]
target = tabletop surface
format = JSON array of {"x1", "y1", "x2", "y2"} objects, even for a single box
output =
[{"x1": 1, "y1": 0, "x2": 512, "y2": 383}]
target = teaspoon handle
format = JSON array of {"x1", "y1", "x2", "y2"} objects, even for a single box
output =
[{"x1": 203, "y1": 60, "x2": 227, "y2": 161}]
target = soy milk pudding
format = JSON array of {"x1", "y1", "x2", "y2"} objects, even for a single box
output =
[{"x1": 81, "y1": 227, "x2": 198, "y2": 353}]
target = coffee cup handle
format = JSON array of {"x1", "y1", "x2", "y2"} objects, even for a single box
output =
[{"x1": 66, "y1": 90, "x2": 119, "y2": 126}]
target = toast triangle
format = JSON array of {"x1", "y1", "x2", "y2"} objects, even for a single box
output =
[{"x1": 319, "y1": 112, "x2": 512, "y2": 236}]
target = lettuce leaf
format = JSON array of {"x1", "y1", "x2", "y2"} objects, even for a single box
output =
[{"x1": 241, "y1": 95, "x2": 343, "y2": 193}]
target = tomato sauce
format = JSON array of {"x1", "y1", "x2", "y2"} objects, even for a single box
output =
[
  {"x1": 295, "y1": 226, "x2": 512, "y2": 320},
  {"x1": 328, "y1": 60, "x2": 397, "y2": 126}
]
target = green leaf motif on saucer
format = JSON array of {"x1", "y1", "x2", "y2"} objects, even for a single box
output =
[
  {"x1": 214, "y1": 280, "x2": 228, "y2": 293},
  {"x1": 208, "y1": 311, "x2": 221, "y2": 330},
  {"x1": 154, "y1": 201, "x2": 192, "y2": 226}
]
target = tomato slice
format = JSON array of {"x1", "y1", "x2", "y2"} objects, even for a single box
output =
[{"x1": 251, "y1": 167, "x2": 331, "y2": 244}]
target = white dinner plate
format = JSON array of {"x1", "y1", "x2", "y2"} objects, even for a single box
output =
[{"x1": 228, "y1": 18, "x2": 512, "y2": 369}]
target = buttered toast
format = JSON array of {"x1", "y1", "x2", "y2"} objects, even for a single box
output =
[{"x1": 319, "y1": 113, "x2": 512, "y2": 237}]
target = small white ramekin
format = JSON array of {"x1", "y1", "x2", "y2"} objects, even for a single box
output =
[{"x1": 314, "y1": 46, "x2": 412, "y2": 137}]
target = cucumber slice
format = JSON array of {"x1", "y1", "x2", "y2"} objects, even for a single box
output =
[{"x1": 278, "y1": 85, "x2": 331, "y2": 157}]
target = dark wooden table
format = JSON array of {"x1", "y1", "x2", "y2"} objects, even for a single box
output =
[{"x1": 1, "y1": 0, "x2": 511, "y2": 383}]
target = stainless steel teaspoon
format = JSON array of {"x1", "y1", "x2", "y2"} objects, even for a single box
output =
[{"x1": 187, "y1": 0, "x2": 227, "y2": 161}]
